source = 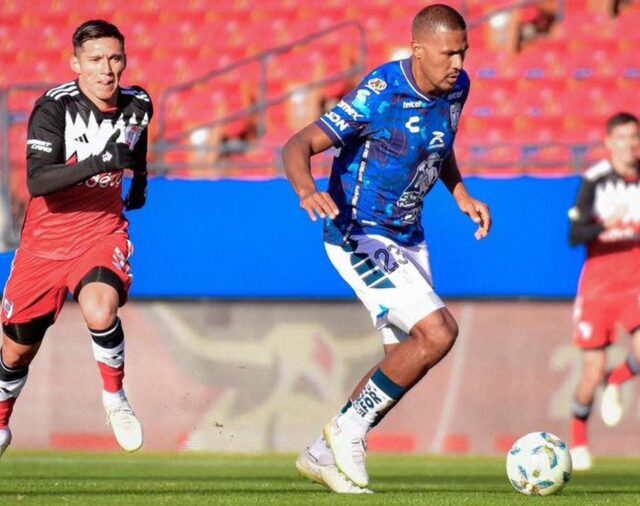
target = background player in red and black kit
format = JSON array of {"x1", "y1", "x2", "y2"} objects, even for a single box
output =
[
  {"x1": 568, "y1": 112, "x2": 640, "y2": 471},
  {"x1": 0, "y1": 20, "x2": 152, "y2": 456}
]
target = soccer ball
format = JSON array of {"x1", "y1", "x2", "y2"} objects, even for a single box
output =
[{"x1": 506, "y1": 432, "x2": 572, "y2": 496}]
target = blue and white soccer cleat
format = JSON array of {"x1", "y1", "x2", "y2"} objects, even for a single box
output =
[
  {"x1": 103, "y1": 391, "x2": 143, "y2": 452},
  {"x1": 601, "y1": 384, "x2": 623, "y2": 427},
  {"x1": 295, "y1": 448, "x2": 373, "y2": 494},
  {"x1": 323, "y1": 416, "x2": 369, "y2": 488},
  {"x1": 0, "y1": 428, "x2": 11, "y2": 459}
]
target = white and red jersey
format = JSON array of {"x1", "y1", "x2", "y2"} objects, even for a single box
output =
[
  {"x1": 569, "y1": 160, "x2": 640, "y2": 296},
  {"x1": 22, "y1": 80, "x2": 152, "y2": 260}
]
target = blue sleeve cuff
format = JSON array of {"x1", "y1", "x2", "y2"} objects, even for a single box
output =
[{"x1": 316, "y1": 117, "x2": 345, "y2": 147}]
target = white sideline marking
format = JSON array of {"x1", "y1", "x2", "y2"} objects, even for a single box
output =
[{"x1": 429, "y1": 303, "x2": 473, "y2": 453}]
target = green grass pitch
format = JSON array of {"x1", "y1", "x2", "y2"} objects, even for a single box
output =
[{"x1": 0, "y1": 453, "x2": 638, "y2": 504}]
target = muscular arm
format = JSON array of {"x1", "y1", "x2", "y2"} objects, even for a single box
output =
[
  {"x1": 282, "y1": 123, "x2": 339, "y2": 221},
  {"x1": 440, "y1": 149, "x2": 492, "y2": 239},
  {"x1": 440, "y1": 149, "x2": 469, "y2": 201}
]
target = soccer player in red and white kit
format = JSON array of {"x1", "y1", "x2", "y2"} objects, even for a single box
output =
[
  {"x1": 0, "y1": 20, "x2": 152, "y2": 456},
  {"x1": 568, "y1": 112, "x2": 640, "y2": 471}
]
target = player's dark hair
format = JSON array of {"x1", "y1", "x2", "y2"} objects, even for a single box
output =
[
  {"x1": 606, "y1": 111, "x2": 639, "y2": 134},
  {"x1": 72, "y1": 19, "x2": 125, "y2": 54},
  {"x1": 412, "y1": 4, "x2": 466, "y2": 37}
]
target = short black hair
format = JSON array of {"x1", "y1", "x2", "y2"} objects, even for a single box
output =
[
  {"x1": 412, "y1": 4, "x2": 467, "y2": 38},
  {"x1": 72, "y1": 19, "x2": 125, "y2": 54},
  {"x1": 606, "y1": 111, "x2": 639, "y2": 134}
]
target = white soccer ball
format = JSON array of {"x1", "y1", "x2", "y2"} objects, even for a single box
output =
[{"x1": 506, "y1": 431, "x2": 572, "y2": 496}]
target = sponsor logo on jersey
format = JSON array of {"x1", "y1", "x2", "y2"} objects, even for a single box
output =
[
  {"x1": 428, "y1": 131, "x2": 445, "y2": 150},
  {"x1": 447, "y1": 89, "x2": 464, "y2": 100},
  {"x1": 83, "y1": 171, "x2": 123, "y2": 189},
  {"x1": 402, "y1": 100, "x2": 427, "y2": 109},
  {"x1": 405, "y1": 116, "x2": 420, "y2": 134},
  {"x1": 325, "y1": 111, "x2": 350, "y2": 132},
  {"x1": 3, "y1": 298, "x2": 13, "y2": 319},
  {"x1": 27, "y1": 139, "x2": 53, "y2": 153},
  {"x1": 450, "y1": 102, "x2": 461, "y2": 131},
  {"x1": 336, "y1": 100, "x2": 363, "y2": 120},
  {"x1": 354, "y1": 89, "x2": 371, "y2": 108},
  {"x1": 365, "y1": 78, "x2": 387, "y2": 94}
]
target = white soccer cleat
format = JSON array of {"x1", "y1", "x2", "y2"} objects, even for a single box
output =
[
  {"x1": 601, "y1": 384, "x2": 623, "y2": 427},
  {"x1": 570, "y1": 445, "x2": 592, "y2": 471},
  {"x1": 323, "y1": 416, "x2": 369, "y2": 488},
  {"x1": 295, "y1": 448, "x2": 373, "y2": 494},
  {"x1": 103, "y1": 392, "x2": 143, "y2": 452},
  {"x1": 0, "y1": 428, "x2": 11, "y2": 459}
]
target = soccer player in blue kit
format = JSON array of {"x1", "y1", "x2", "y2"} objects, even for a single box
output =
[{"x1": 283, "y1": 4, "x2": 492, "y2": 494}]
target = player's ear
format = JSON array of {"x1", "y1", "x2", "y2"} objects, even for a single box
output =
[
  {"x1": 411, "y1": 40, "x2": 424, "y2": 59},
  {"x1": 70, "y1": 54, "x2": 80, "y2": 74}
]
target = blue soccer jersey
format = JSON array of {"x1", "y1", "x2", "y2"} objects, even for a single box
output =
[{"x1": 316, "y1": 58, "x2": 470, "y2": 246}]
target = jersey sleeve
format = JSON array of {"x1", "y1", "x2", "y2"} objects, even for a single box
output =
[
  {"x1": 26, "y1": 97, "x2": 65, "y2": 164},
  {"x1": 315, "y1": 74, "x2": 384, "y2": 147},
  {"x1": 568, "y1": 177, "x2": 605, "y2": 246}
]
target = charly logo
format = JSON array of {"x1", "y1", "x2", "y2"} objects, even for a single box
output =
[
  {"x1": 3, "y1": 299, "x2": 14, "y2": 319},
  {"x1": 405, "y1": 116, "x2": 420, "y2": 134},
  {"x1": 450, "y1": 102, "x2": 461, "y2": 131}
]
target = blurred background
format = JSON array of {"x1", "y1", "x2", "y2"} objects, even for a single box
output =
[{"x1": 0, "y1": 0, "x2": 638, "y2": 455}]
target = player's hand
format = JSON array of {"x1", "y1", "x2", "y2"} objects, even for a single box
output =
[
  {"x1": 124, "y1": 175, "x2": 147, "y2": 211},
  {"x1": 101, "y1": 130, "x2": 138, "y2": 171},
  {"x1": 458, "y1": 196, "x2": 491, "y2": 240},
  {"x1": 300, "y1": 190, "x2": 339, "y2": 222}
]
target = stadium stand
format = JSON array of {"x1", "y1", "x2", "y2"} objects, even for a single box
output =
[{"x1": 1, "y1": 0, "x2": 639, "y2": 180}]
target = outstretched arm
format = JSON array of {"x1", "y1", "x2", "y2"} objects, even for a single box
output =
[
  {"x1": 282, "y1": 123, "x2": 339, "y2": 222},
  {"x1": 440, "y1": 149, "x2": 492, "y2": 240}
]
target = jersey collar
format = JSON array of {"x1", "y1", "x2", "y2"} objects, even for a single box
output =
[{"x1": 399, "y1": 58, "x2": 434, "y2": 102}]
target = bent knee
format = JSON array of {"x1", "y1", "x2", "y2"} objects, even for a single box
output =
[
  {"x1": 411, "y1": 311, "x2": 458, "y2": 355},
  {"x1": 80, "y1": 300, "x2": 118, "y2": 330}
]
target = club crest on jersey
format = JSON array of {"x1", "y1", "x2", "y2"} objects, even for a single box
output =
[
  {"x1": 365, "y1": 78, "x2": 387, "y2": 94},
  {"x1": 124, "y1": 125, "x2": 142, "y2": 149},
  {"x1": 450, "y1": 102, "x2": 461, "y2": 131},
  {"x1": 3, "y1": 299, "x2": 13, "y2": 319}
]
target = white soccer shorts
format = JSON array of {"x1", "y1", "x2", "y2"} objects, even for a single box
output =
[{"x1": 325, "y1": 234, "x2": 445, "y2": 344}]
